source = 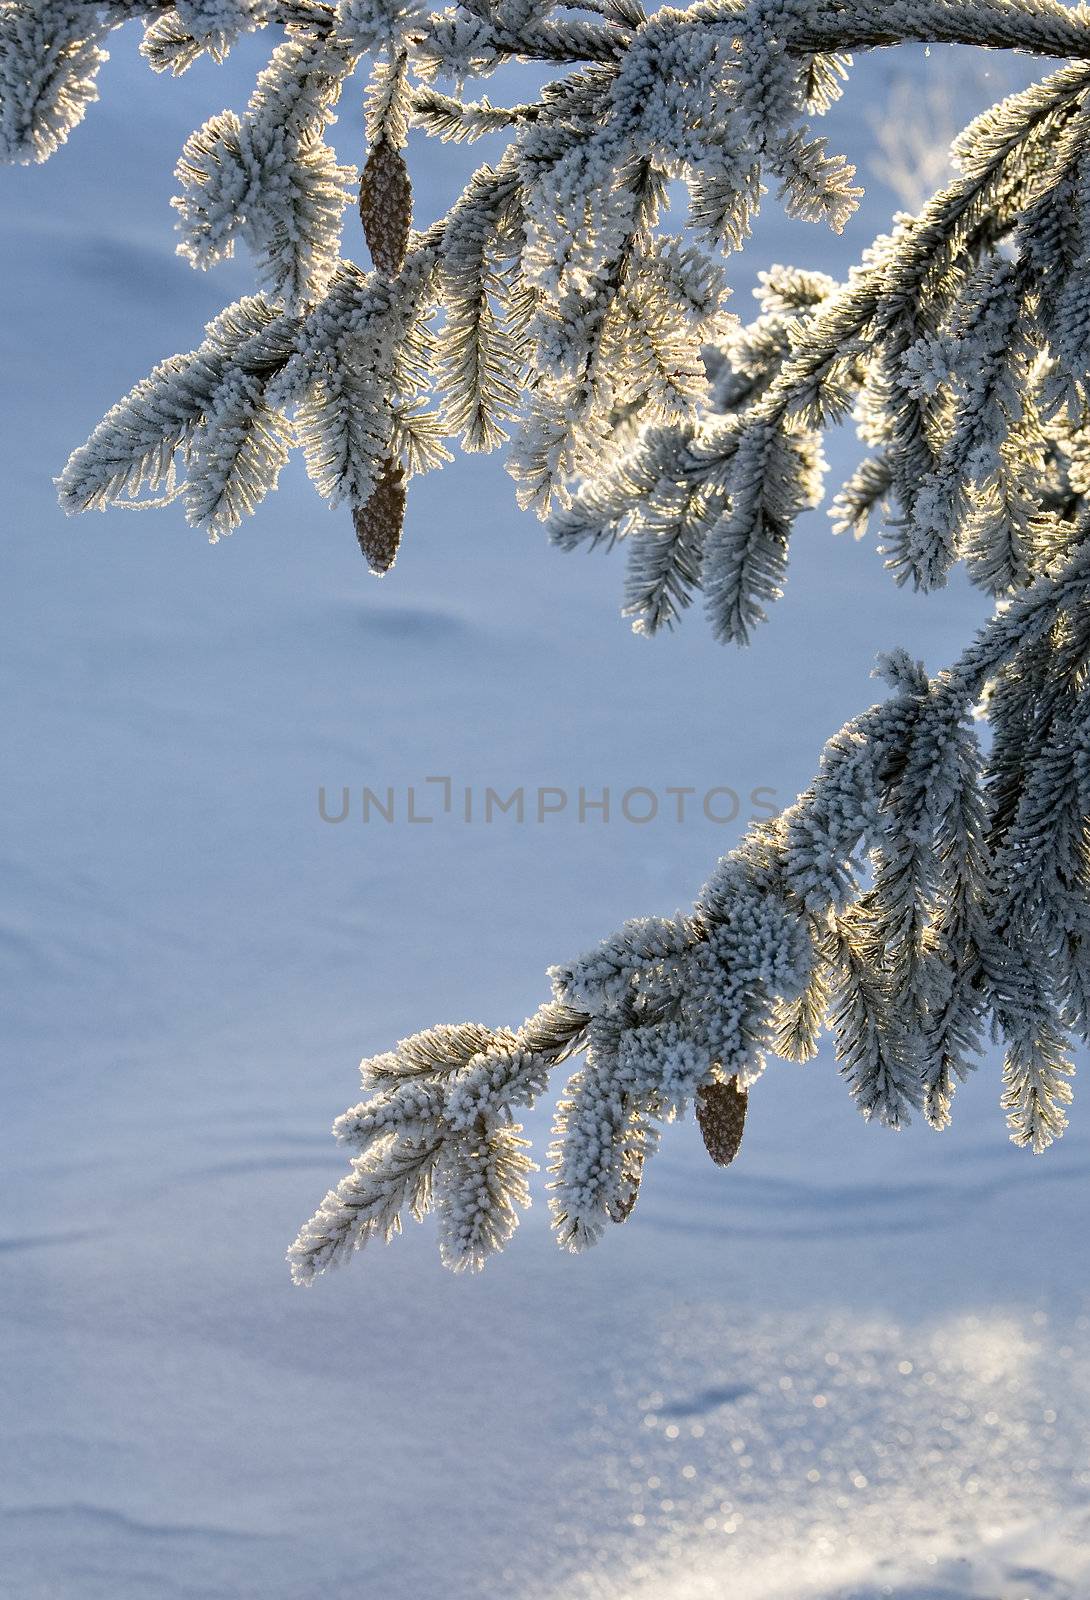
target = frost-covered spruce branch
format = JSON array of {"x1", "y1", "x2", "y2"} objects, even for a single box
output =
[
  {"x1": 552, "y1": 57, "x2": 1090, "y2": 638},
  {"x1": 291, "y1": 540, "x2": 1090, "y2": 1278},
  {"x1": 6, "y1": 4, "x2": 1090, "y2": 1276},
  {"x1": 8, "y1": 0, "x2": 1090, "y2": 584}
]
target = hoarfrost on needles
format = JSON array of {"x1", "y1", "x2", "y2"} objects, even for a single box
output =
[{"x1": 4, "y1": 0, "x2": 1090, "y2": 1276}]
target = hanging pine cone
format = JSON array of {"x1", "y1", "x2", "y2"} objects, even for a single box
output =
[
  {"x1": 608, "y1": 1186, "x2": 640, "y2": 1224},
  {"x1": 358, "y1": 140, "x2": 412, "y2": 279},
  {"x1": 353, "y1": 458, "x2": 405, "y2": 575},
  {"x1": 696, "y1": 1077, "x2": 748, "y2": 1167},
  {"x1": 608, "y1": 1157, "x2": 643, "y2": 1224}
]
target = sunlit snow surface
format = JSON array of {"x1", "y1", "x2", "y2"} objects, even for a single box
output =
[
  {"x1": 1, "y1": 31, "x2": 1088, "y2": 1600},
  {"x1": 550, "y1": 1308, "x2": 1090, "y2": 1599}
]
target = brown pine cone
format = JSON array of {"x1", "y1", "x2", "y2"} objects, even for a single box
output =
[
  {"x1": 696, "y1": 1077, "x2": 748, "y2": 1167},
  {"x1": 608, "y1": 1157, "x2": 643, "y2": 1223},
  {"x1": 608, "y1": 1187, "x2": 640, "y2": 1224},
  {"x1": 353, "y1": 458, "x2": 406, "y2": 575},
  {"x1": 359, "y1": 141, "x2": 412, "y2": 279}
]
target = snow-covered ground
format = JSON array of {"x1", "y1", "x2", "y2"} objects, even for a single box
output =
[{"x1": 1, "y1": 30, "x2": 1087, "y2": 1600}]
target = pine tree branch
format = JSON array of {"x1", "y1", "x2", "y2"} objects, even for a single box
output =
[{"x1": 8, "y1": 0, "x2": 1090, "y2": 1277}]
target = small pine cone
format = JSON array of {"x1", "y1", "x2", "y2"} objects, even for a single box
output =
[
  {"x1": 359, "y1": 141, "x2": 412, "y2": 279},
  {"x1": 353, "y1": 458, "x2": 405, "y2": 575},
  {"x1": 695, "y1": 1077, "x2": 748, "y2": 1168},
  {"x1": 608, "y1": 1161, "x2": 643, "y2": 1224}
]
